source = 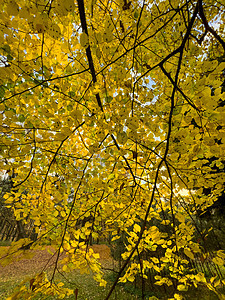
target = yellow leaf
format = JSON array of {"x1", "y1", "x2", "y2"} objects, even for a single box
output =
[
  {"x1": 212, "y1": 256, "x2": 224, "y2": 266},
  {"x1": 174, "y1": 293, "x2": 184, "y2": 300},
  {"x1": 58, "y1": 282, "x2": 64, "y2": 287},
  {"x1": 92, "y1": 252, "x2": 100, "y2": 259},
  {"x1": 133, "y1": 223, "x2": 141, "y2": 233},
  {"x1": 154, "y1": 280, "x2": 164, "y2": 286},
  {"x1": 214, "y1": 280, "x2": 220, "y2": 287},
  {"x1": 48, "y1": 24, "x2": 61, "y2": 39},
  {"x1": 62, "y1": 265, "x2": 68, "y2": 272},
  {"x1": 53, "y1": 210, "x2": 59, "y2": 217},
  {"x1": 195, "y1": 272, "x2": 206, "y2": 283},
  {"x1": 61, "y1": 211, "x2": 66, "y2": 217},
  {"x1": 184, "y1": 248, "x2": 194, "y2": 260},
  {"x1": 111, "y1": 235, "x2": 120, "y2": 241},
  {"x1": 80, "y1": 32, "x2": 89, "y2": 48},
  {"x1": 177, "y1": 284, "x2": 188, "y2": 291},
  {"x1": 117, "y1": 131, "x2": 128, "y2": 144},
  {"x1": 127, "y1": 275, "x2": 135, "y2": 282},
  {"x1": 6, "y1": 1, "x2": 19, "y2": 16}
]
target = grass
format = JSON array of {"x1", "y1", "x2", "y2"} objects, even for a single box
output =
[
  {"x1": 0, "y1": 278, "x2": 21, "y2": 299},
  {"x1": 0, "y1": 240, "x2": 11, "y2": 247},
  {"x1": 0, "y1": 269, "x2": 141, "y2": 300},
  {"x1": 54, "y1": 270, "x2": 140, "y2": 300},
  {"x1": 1, "y1": 243, "x2": 225, "y2": 300},
  {"x1": 0, "y1": 266, "x2": 224, "y2": 300}
]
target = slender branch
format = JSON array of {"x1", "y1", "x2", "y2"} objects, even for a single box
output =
[
  {"x1": 104, "y1": 3, "x2": 199, "y2": 298},
  {"x1": 198, "y1": 0, "x2": 225, "y2": 51},
  {"x1": 13, "y1": 127, "x2": 36, "y2": 188},
  {"x1": 40, "y1": 121, "x2": 85, "y2": 192},
  {"x1": 77, "y1": 0, "x2": 104, "y2": 112},
  {"x1": 159, "y1": 64, "x2": 200, "y2": 111},
  {"x1": 50, "y1": 157, "x2": 92, "y2": 282}
]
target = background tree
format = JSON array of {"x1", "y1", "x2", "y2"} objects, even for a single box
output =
[
  {"x1": 0, "y1": 0, "x2": 225, "y2": 299},
  {"x1": 0, "y1": 169, "x2": 32, "y2": 242}
]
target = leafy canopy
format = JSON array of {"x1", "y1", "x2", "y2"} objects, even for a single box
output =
[{"x1": 0, "y1": 0, "x2": 225, "y2": 299}]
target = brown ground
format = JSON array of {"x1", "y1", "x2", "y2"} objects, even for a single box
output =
[{"x1": 0, "y1": 244, "x2": 112, "y2": 280}]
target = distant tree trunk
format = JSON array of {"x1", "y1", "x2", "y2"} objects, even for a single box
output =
[{"x1": 16, "y1": 220, "x2": 26, "y2": 240}]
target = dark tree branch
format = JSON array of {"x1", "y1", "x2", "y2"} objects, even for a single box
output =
[
  {"x1": 13, "y1": 127, "x2": 36, "y2": 188},
  {"x1": 104, "y1": 2, "x2": 199, "y2": 298},
  {"x1": 77, "y1": 0, "x2": 104, "y2": 112},
  {"x1": 198, "y1": 0, "x2": 225, "y2": 51},
  {"x1": 40, "y1": 121, "x2": 85, "y2": 192}
]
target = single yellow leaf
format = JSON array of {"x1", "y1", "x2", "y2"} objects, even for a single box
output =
[
  {"x1": 80, "y1": 32, "x2": 89, "y2": 48},
  {"x1": 184, "y1": 248, "x2": 194, "y2": 260}
]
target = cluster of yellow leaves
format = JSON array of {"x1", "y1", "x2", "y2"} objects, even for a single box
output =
[
  {"x1": 6, "y1": 272, "x2": 74, "y2": 300},
  {"x1": 0, "y1": 0, "x2": 225, "y2": 298}
]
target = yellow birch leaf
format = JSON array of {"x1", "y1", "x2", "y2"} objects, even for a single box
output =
[
  {"x1": 184, "y1": 248, "x2": 194, "y2": 260},
  {"x1": 212, "y1": 256, "x2": 224, "y2": 266},
  {"x1": 133, "y1": 223, "x2": 141, "y2": 233},
  {"x1": 80, "y1": 32, "x2": 89, "y2": 48}
]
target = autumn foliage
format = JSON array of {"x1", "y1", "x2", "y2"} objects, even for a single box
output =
[{"x1": 0, "y1": 0, "x2": 225, "y2": 298}]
